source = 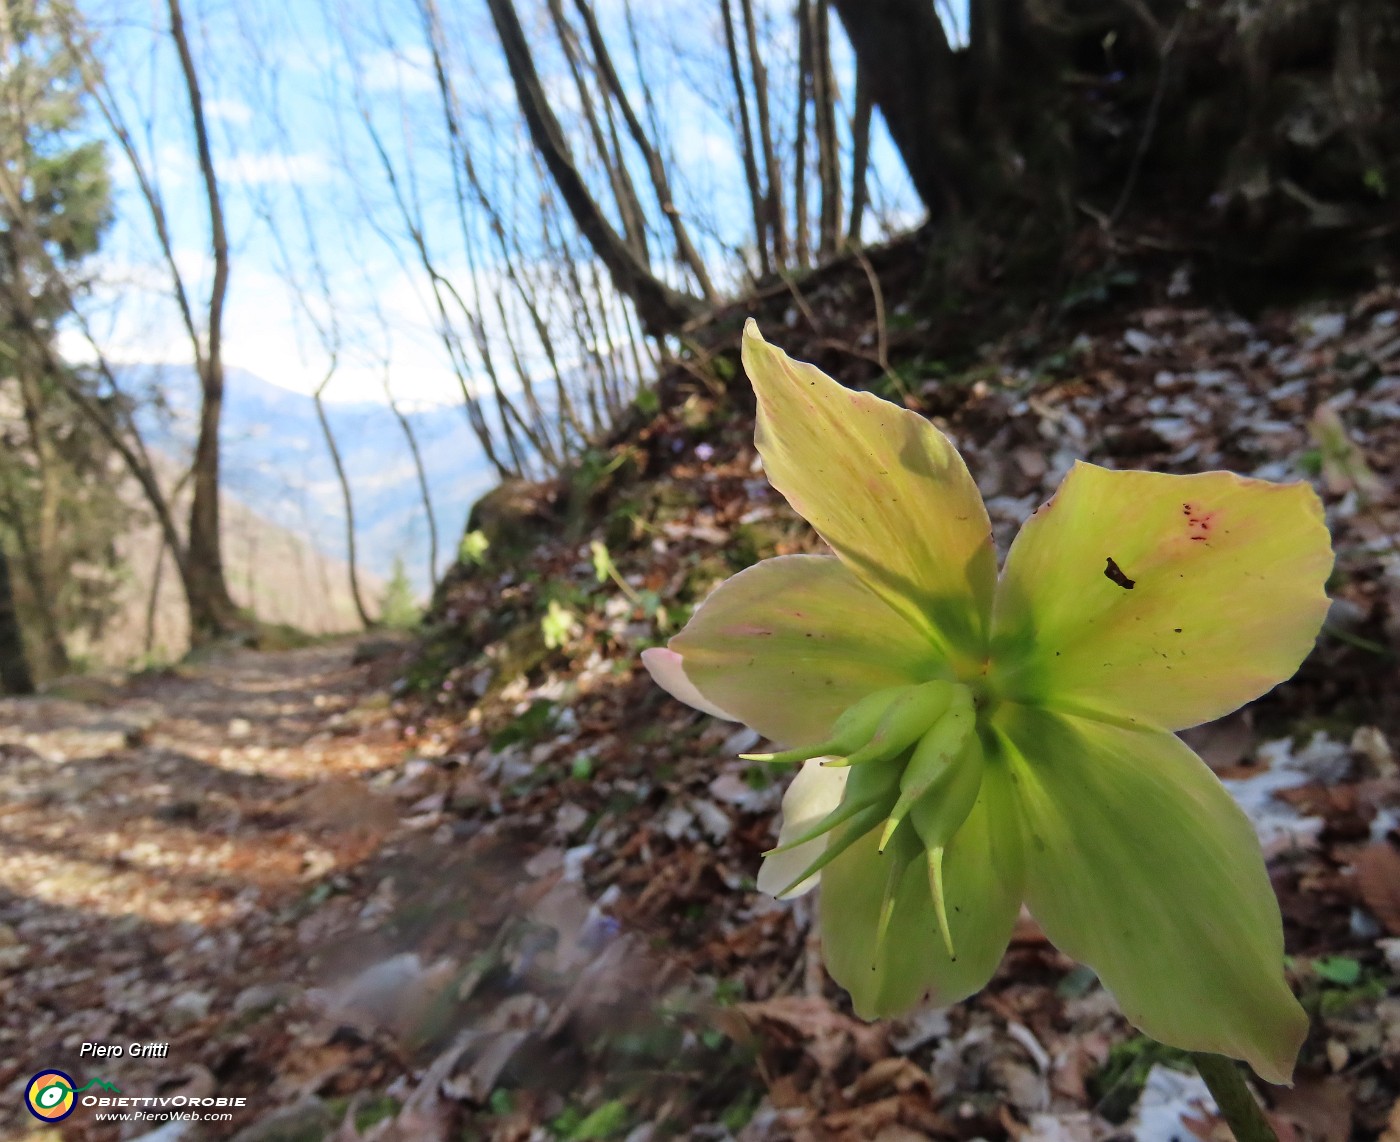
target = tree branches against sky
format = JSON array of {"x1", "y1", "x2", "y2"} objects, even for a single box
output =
[{"x1": 62, "y1": 0, "x2": 928, "y2": 406}]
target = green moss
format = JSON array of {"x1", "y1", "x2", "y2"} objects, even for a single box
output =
[
  {"x1": 725, "y1": 519, "x2": 790, "y2": 572},
  {"x1": 720, "y1": 1087, "x2": 762, "y2": 1133},
  {"x1": 354, "y1": 1094, "x2": 400, "y2": 1133},
  {"x1": 483, "y1": 622, "x2": 552, "y2": 695},
  {"x1": 490, "y1": 698, "x2": 558, "y2": 750},
  {"x1": 251, "y1": 620, "x2": 321, "y2": 652},
  {"x1": 1317, "y1": 977, "x2": 1388, "y2": 1017},
  {"x1": 1300, "y1": 956, "x2": 1393, "y2": 1018},
  {"x1": 552, "y1": 1099, "x2": 630, "y2": 1140},
  {"x1": 1296, "y1": 448, "x2": 1324, "y2": 477}
]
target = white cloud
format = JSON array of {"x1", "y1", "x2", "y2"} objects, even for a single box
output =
[
  {"x1": 358, "y1": 45, "x2": 439, "y2": 96},
  {"x1": 202, "y1": 98, "x2": 255, "y2": 126},
  {"x1": 220, "y1": 151, "x2": 332, "y2": 187}
]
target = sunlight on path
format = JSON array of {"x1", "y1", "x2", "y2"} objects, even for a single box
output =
[{"x1": 0, "y1": 641, "x2": 409, "y2": 1134}]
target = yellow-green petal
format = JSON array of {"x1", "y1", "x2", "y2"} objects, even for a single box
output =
[
  {"x1": 996, "y1": 704, "x2": 1306, "y2": 1084},
  {"x1": 669, "y1": 554, "x2": 943, "y2": 747},
  {"x1": 742, "y1": 321, "x2": 997, "y2": 666},
  {"x1": 991, "y1": 462, "x2": 1332, "y2": 731},
  {"x1": 818, "y1": 749, "x2": 1023, "y2": 1018}
]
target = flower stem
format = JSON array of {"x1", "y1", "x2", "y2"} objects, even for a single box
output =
[{"x1": 1190, "y1": 1053, "x2": 1278, "y2": 1142}]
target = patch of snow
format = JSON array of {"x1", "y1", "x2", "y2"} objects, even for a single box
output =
[{"x1": 1126, "y1": 1064, "x2": 1217, "y2": 1142}]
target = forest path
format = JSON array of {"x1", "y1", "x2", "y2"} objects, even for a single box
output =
[{"x1": 0, "y1": 640, "x2": 415, "y2": 1140}]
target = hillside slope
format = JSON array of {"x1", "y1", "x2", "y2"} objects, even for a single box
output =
[
  {"x1": 4, "y1": 243, "x2": 1397, "y2": 1142},
  {"x1": 129, "y1": 364, "x2": 494, "y2": 593}
]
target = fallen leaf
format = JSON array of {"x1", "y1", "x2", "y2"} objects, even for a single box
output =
[
  {"x1": 1380, "y1": 1096, "x2": 1400, "y2": 1142},
  {"x1": 844, "y1": 1056, "x2": 932, "y2": 1101},
  {"x1": 1272, "y1": 1076, "x2": 1352, "y2": 1142},
  {"x1": 1354, "y1": 842, "x2": 1400, "y2": 935}
]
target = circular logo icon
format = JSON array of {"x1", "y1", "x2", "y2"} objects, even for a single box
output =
[{"x1": 25, "y1": 1070, "x2": 76, "y2": 1121}]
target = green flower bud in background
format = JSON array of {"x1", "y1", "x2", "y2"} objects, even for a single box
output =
[{"x1": 643, "y1": 321, "x2": 1334, "y2": 1085}]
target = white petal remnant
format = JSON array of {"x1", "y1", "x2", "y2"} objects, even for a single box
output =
[
  {"x1": 756, "y1": 759, "x2": 848, "y2": 899},
  {"x1": 641, "y1": 647, "x2": 738, "y2": 722}
]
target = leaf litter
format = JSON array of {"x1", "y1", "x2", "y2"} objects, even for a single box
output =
[{"x1": 2, "y1": 254, "x2": 1399, "y2": 1140}]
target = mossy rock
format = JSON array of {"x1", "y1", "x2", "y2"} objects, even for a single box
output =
[
  {"x1": 465, "y1": 479, "x2": 563, "y2": 562},
  {"x1": 482, "y1": 621, "x2": 552, "y2": 698}
]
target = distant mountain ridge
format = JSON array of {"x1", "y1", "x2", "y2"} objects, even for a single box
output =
[{"x1": 126, "y1": 364, "x2": 495, "y2": 595}]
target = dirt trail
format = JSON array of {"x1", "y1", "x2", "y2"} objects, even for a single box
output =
[{"x1": 0, "y1": 642, "x2": 410, "y2": 1140}]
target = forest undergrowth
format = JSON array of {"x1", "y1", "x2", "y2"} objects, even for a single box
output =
[{"x1": 5, "y1": 234, "x2": 1400, "y2": 1142}]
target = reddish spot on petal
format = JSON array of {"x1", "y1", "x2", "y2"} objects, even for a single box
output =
[{"x1": 1182, "y1": 503, "x2": 1218, "y2": 544}]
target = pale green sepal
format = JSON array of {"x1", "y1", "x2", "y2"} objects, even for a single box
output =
[
  {"x1": 873, "y1": 829, "x2": 920, "y2": 966},
  {"x1": 907, "y1": 733, "x2": 984, "y2": 855},
  {"x1": 910, "y1": 746, "x2": 988, "y2": 960},
  {"x1": 832, "y1": 679, "x2": 958, "y2": 768},
  {"x1": 996, "y1": 704, "x2": 1307, "y2": 1084},
  {"x1": 926, "y1": 847, "x2": 954, "y2": 958},
  {"x1": 819, "y1": 755, "x2": 1024, "y2": 1018},
  {"x1": 641, "y1": 648, "x2": 737, "y2": 722},
  {"x1": 671, "y1": 555, "x2": 942, "y2": 747},
  {"x1": 740, "y1": 683, "x2": 921, "y2": 765},
  {"x1": 883, "y1": 687, "x2": 976, "y2": 839},
  {"x1": 762, "y1": 759, "x2": 900, "y2": 901}
]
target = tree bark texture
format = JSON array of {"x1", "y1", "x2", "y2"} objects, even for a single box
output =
[
  {"x1": 829, "y1": 0, "x2": 974, "y2": 220},
  {"x1": 0, "y1": 545, "x2": 35, "y2": 695},
  {"x1": 811, "y1": 0, "x2": 841, "y2": 258},
  {"x1": 720, "y1": 0, "x2": 770, "y2": 277},
  {"x1": 484, "y1": 0, "x2": 705, "y2": 335},
  {"x1": 313, "y1": 368, "x2": 373, "y2": 629},
  {"x1": 740, "y1": 0, "x2": 787, "y2": 267},
  {"x1": 793, "y1": 0, "x2": 812, "y2": 267},
  {"x1": 571, "y1": 0, "x2": 717, "y2": 299},
  {"x1": 168, "y1": 0, "x2": 242, "y2": 640},
  {"x1": 547, "y1": 0, "x2": 649, "y2": 263},
  {"x1": 847, "y1": 56, "x2": 872, "y2": 244}
]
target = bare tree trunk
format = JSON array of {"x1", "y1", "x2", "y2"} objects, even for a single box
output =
[
  {"x1": 484, "y1": 0, "x2": 705, "y2": 335},
  {"x1": 547, "y1": 0, "x2": 649, "y2": 261},
  {"x1": 509, "y1": 234, "x2": 589, "y2": 452},
  {"x1": 543, "y1": 200, "x2": 609, "y2": 430},
  {"x1": 0, "y1": 60, "x2": 208, "y2": 647},
  {"x1": 847, "y1": 56, "x2": 873, "y2": 244},
  {"x1": 490, "y1": 283, "x2": 560, "y2": 470},
  {"x1": 570, "y1": 0, "x2": 717, "y2": 299},
  {"x1": 0, "y1": 256, "x2": 190, "y2": 603},
  {"x1": 794, "y1": 0, "x2": 812, "y2": 268},
  {"x1": 720, "y1": 0, "x2": 769, "y2": 276},
  {"x1": 0, "y1": 485, "x2": 64, "y2": 677},
  {"x1": 312, "y1": 364, "x2": 373, "y2": 628},
  {"x1": 811, "y1": 0, "x2": 841, "y2": 258},
  {"x1": 14, "y1": 368, "x2": 70, "y2": 674},
  {"x1": 168, "y1": 0, "x2": 242, "y2": 641},
  {"x1": 740, "y1": 0, "x2": 787, "y2": 267},
  {"x1": 144, "y1": 537, "x2": 170, "y2": 659},
  {"x1": 0, "y1": 546, "x2": 35, "y2": 694},
  {"x1": 381, "y1": 365, "x2": 440, "y2": 592},
  {"x1": 829, "y1": 0, "x2": 974, "y2": 220},
  {"x1": 348, "y1": 22, "x2": 520, "y2": 478}
]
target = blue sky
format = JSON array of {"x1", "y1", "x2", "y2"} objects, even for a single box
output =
[{"x1": 65, "y1": 0, "x2": 932, "y2": 407}]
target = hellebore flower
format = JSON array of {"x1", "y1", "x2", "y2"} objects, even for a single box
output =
[{"x1": 642, "y1": 322, "x2": 1333, "y2": 1084}]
